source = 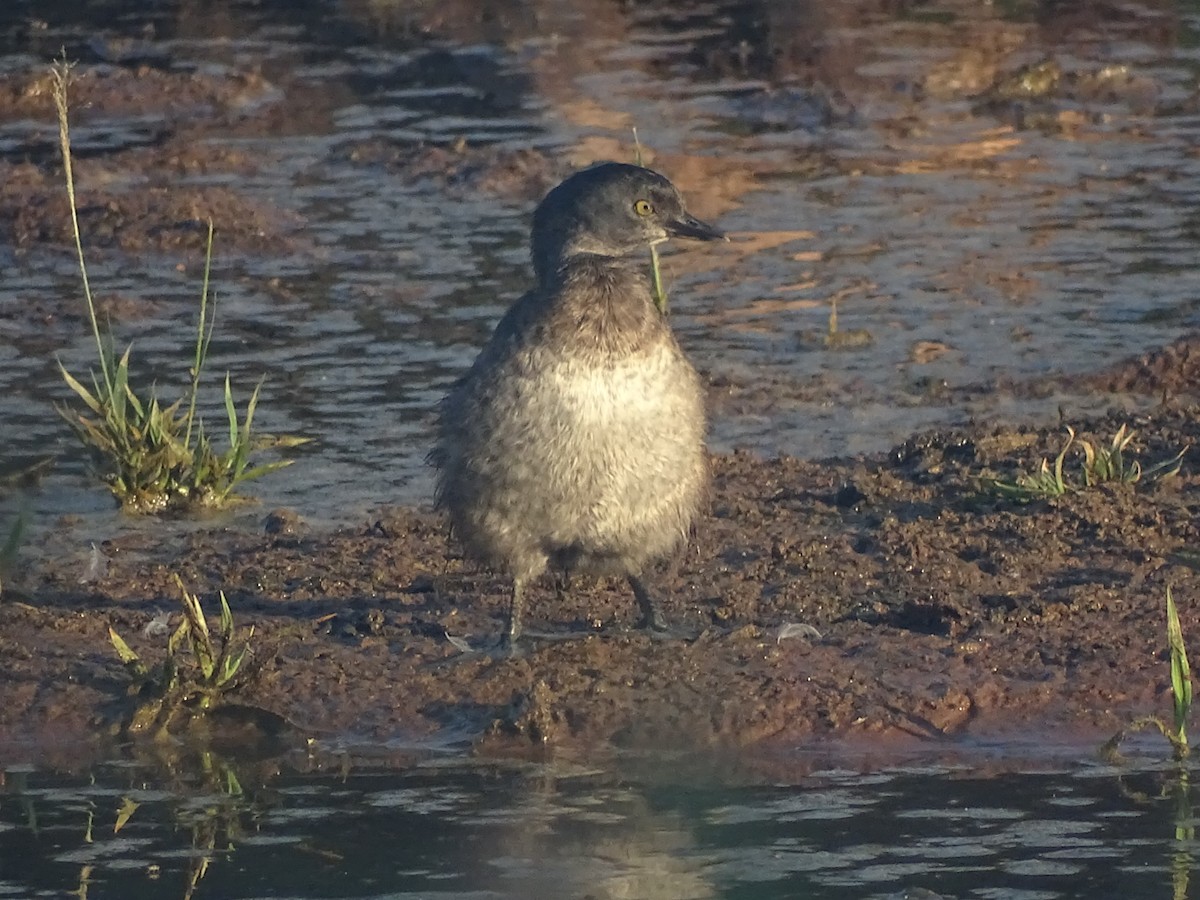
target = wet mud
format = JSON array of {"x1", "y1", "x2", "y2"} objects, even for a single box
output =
[
  {"x1": 4, "y1": 399, "x2": 1200, "y2": 765},
  {"x1": 0, "y1": 64, "x2": 301, "y2": 262}
]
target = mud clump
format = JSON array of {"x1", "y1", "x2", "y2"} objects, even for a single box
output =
[
  {"x1": 1072, "y1": 332, "x2": 1200, "y2": 398},
  {"x1": 0, "y1": 62, "x2": 302, "y2": 264},
  {"x1": 344, "y1": 138, "x2": 570, "y2": 203},
  {"x1": 0, "y1": 64, "x2": 279, "y2": 125},
  {"x1": 0, "y1": 166, "x2": 299, "y2": 258}
]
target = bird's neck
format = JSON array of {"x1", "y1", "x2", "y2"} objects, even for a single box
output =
[{"x1": 536, "y1": 256, "x2": 665, "y2": 353}]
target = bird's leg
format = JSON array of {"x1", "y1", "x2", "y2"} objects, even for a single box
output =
[
  {"x1": 629, "y1": 575, "x2": 668, "y2": 632},
  {"x1": 500, "y1": 576, "x2": 526, "y2": 650},
  {"x1": 554, "y1": 568, "x2": 573, "y2": 603}
]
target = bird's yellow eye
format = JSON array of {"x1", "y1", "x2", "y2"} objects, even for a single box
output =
[{"x1": 633, "y1": 199, "x2": 654, "y2": 217}]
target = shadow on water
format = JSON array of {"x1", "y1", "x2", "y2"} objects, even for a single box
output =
[{"x1": 2, "y1": 739, "x2": 1199, "y2": 899}]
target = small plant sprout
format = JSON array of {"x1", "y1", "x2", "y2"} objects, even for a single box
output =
[
  {"x1": 1079, "y1": 424, "x2": 1185, "y2": 487},
  {"x1": 632, "y1": 127, "x2": 668, "y2": 315},
  {"x1": 797, "y1": 282, "x2": 874, "y2": 349},
  {"x1": 1080, "y1": 424, "x2": 1138, "y2": 485},
  {"x1": 989, "y1": 427, "x2": 1075, "y2": 501},
  {"x1": 989, "y1": 425, "x2": 1184, "y2": 502},
  {"x1": 1167, "y1": 585, "x2": 1192, "y2": 757},
  {"x1": 108, "y1": 575, "x2": 255, "y2": 736},
  {"x1": 1102, "y1": 586, "x2": 1193, "y2": 763},
  {"x1": 51, "y1": 59, "x2": 303, "y2": 513}
]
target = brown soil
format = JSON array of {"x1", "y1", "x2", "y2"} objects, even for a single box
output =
[{"x1": 4, "y1": 403, "x2": 1199, "y2": 765}]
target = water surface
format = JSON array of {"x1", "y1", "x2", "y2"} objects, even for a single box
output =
[
  {"x1": 2, "y1": 748, "x2": 1195, "y2": 899},
  {"x1": 2, "y1": 0, "x2": 1199, "y2": 536}
]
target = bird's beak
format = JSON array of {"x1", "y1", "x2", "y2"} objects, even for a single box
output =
[{"x1": 664, "y1": 212, "x2": 725, "y2": 242}]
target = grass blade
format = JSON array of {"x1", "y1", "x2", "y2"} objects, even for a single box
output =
[
  {"x1": 108, "y1": 627, "x2": 140, "y2": 665},
  {"x1": 1167, "y1": 585, "x2": 1192, "y2": 755},
  {"x1": 632, "y1": 126, "x2": 668, "y2": 314},
  {"x1": 57, "y1": 363, "x2": 105, "y2": 415},
  {"x1": 53, "y1": 62, "x2": 296, "y2": 513},
  {"x1": 218, "y1": 590, "x2": 233, "y2": 639},
  {"x1": 224, "y1": 373, "x2": 238, "y2": 450},
  {"x1": 52, "y1": 57, "x2": 113, "y2": 400},
  {"x1": 176, "y1": 577, "x2": 215, "y2": 680},
  {"x1": 184, "y1": 220, "x2": 216, "y2": 451},
  {"x1": 108, "y1": 626, "x2": 149, "y2": 679}
]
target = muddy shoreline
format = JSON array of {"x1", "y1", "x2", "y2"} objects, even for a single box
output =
[{"x1": 4, "y1": 396, "x2": 1200, "y2": 769}]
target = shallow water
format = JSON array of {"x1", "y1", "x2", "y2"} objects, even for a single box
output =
[
  {"x1": 2, "y1": 747, "x2": 1196, "y2": 899},
  {"x1": 3, "y1": 0, "x2": 1200, "y2": 537}
]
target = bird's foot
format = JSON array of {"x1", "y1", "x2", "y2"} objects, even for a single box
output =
[
  {"x1": 629, "y1": 575, "x2": 671, "y2": 636},
  {"x1": 437, "y1": 628, "x2": 525, "y2": 660},
  {"x1": 492, "y1": 631, "x2": 527, "y2": 659},
  {"x1": 637, "y1": 609, "x2": 669, "y2": 633}
]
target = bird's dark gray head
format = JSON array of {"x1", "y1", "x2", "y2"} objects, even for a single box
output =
[{"x1": 530, "y1": 162, "x2": 724, "y2": 283}]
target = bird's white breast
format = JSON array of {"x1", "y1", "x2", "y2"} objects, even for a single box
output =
[{"x1": 539, "y1": 342, "x2": 699, "y2": 441}]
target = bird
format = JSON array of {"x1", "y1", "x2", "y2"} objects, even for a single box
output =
[{"x1": 430, "y1": 161, "x2": 724, "y2": 649}]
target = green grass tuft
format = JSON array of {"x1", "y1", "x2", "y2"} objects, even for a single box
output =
[
  {"x1": 988, "y1": 425, "x2": 1184, "y2": 502},
  {"x1": 988, "y1": 427, "x2": 1075, "y2": 501},
  {"x1": 109, "y1": 575, "x2": 255, "y2": 737},
  {"x1": 1080, "y1": 423, "x2": 1185, "y2": 487},
  {"x1": 51, "y1": 58, "x2": 303, "y2": 513}
]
